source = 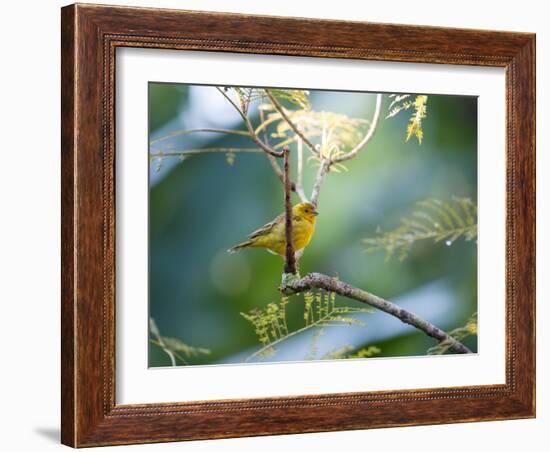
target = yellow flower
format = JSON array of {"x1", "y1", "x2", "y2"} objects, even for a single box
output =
[{"x1": 228, "y1": 202, "x2": 318, "y2": 257}]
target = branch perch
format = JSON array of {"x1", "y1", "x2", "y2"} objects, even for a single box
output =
[
  {"x1": 281, "y1": 273, "x2": 472, "y2": 354},
  {"x1": 283, "y1": 146, "x2": 297, "y2": 275}
]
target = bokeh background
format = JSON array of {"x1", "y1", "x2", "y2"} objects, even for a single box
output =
[{"x1": 148, "y1": 83, "x2": 477, "y2": 367}]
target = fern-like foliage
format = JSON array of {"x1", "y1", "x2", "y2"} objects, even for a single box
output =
[
  {"x1": 364, "y1": 197, "x2": 477, "y2": 260},
  {"x1": 240, "y1": 297, "x2": 291, "y2": 359},
  {"x1": 149, "y1": 318, "x2": 211, "y2": 366},
  {"x1": 260, "y1": 105, "x2": 370, "y2": 170},
  {"x1": 267, "y1": 88, "x2": 311, "y2": 109},
  {"x1": 242, "y1": 291, "x2": 374, "y2": 362},
  {"x1": 386, "y1": 94, "x2": 429, "y2": 144},
  {"x1": 231, "y1": 87, "x2": 311, "y2": 113},
  {"x1": 427, "y1": 312, "x2": 477, "y2": 355},
  {"x1": 386, "y1": 94, "x2": 415, "y2": 118},
  {"x1": 322, "y1": 344, "x2": 381, "y2": 360},
  {"x1": 150, "y1": 87, "x2": 370, "y2": 172}
]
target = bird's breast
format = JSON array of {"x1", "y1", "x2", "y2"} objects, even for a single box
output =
[{"x1": 292, "y1": 221, "x2": 314, "y2": 250}]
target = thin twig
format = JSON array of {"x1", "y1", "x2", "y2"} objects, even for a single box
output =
[
  {"x1": 149, "y1": 340, "x2": 189, "y2": 366},
  {"x1": 309, "y1": 94, "x2": 382, "y2": 206},
  {"x1": 255, "y1": 113, "x2": 281, "y2": 135},
  {"x1": 265, "y1": 154, "x2": 286, "y2": 184},
  {"x1": 295, "y1": 135, "x2": 309, "y2": 202},
  {"x1": 150, "y1": 148, "x2": 264, "y2": 159},
  {"x1": 260, "y1": 108, "x2": 286, "y2": 185},
  {"x1": 283, "y1": 147, "x2": 297, "y2": 275},
  {"x1": 259, "y1": 108, "x2": 270, "y2": 145},
  {"x1": 332, "y1": 93, "x2": 383, "y2": 163},
  {"x1": 150, "y1": 128, "x2": 250, "y2": 146},
  {"x1": 216, "y1": 87, "x2": 283, "y2": 158},
  {"x1": 266, "y1": 90, "x2": 319, "y2": 157},
  {"x1": 281, "y1": 273, "x2": 472, "y2": 354},
  {"x1": 310, "y1": 159, "x2": 331, "y2": 207},
  {"x1": 149, "y1": 319, "x2": 177, "y2": 366},
  {"x1": 215, "y1": 87, "x2": 250, "y2": 123}
]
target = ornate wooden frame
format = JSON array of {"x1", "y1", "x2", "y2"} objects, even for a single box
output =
[{"x1": 61, "y1": 3, "x2": 536, "y2": 447}]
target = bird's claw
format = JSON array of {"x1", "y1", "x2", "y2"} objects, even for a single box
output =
[{"x1": 280, "y1": 272, "x2": 301, "y2": 293}]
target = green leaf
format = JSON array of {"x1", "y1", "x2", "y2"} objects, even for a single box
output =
[
  {"x1": 364, "y1": 197, "x2": 477, "y2": 260},
  {"x1": 386, "y1": 94, "x2": 428, "y2": 144},
  {"x1": 242, "y1": 290, "x2": 372, "y2": 362}
]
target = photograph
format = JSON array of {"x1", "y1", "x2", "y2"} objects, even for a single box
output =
[
  {"x1": 53, "y1": 2, "x2": 536, "y2": 447},
  {"x1": 147, "y1": 84, "x2": 478, "y2": 367}
]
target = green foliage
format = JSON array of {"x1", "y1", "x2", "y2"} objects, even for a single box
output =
[
  {"x1": 149, "y1": 87, "x2": 370, "y2": 173},
  {"x1": 386, "y1": 94, "x2": 428, "y2": 144},
  {"x1": 229, "y1": 86, "x2": 372, "y2": 170},
  {"x1": 262, "y1": 106, "x2": 370, "y2": 169},
  {"x1": 349, "y1": 345, "x2": 382, "y2": 358},
  {"x1": 240, "y1": 297, "x2": 291, "y2": 358},
  {"x1": 322, "y1": 344, "x2": 381, "y2": 360},
  {"x1": 267, "y1": 88, "x2": 311, "y2": 109},
  {"x1": 149, "y1": 318, "x2": 211, "y2": 365},
  {"x1": 302, "y1": 291, "x2": 371, "y2": 327},
  {"x1": 364, "y1": 197, "x2": 477, "y2": 260},
  {"x1": 225, "y1": 151, "x2": 236, "y2": 166},
  {"x1": 231, "y1": 87, "x2": 255, "y2": 114},
  {"x1": 386, "y1": 94, "x2": 415, "y2": 118},
  {"x1": 427, "y1": 313, "x2": 477, "y2": 355},
  {"x1": 242, "y1": 291, "x2": 374, "y2": 362},
  {"x1": 231, "y1": 87, "x2": 311, "y2": 113}
]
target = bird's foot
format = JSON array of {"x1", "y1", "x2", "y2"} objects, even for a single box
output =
[{"x1": 280, "y1": 272, "x2": 301, "y2": 293}]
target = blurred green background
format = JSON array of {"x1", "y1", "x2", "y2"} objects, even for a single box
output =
[{"x1": 148, "y1": 83, "x2": 477, "y2": 367}]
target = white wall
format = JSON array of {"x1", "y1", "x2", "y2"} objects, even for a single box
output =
[{"x1": 1, "y1": 1, "x2": 545, "y2": 451}]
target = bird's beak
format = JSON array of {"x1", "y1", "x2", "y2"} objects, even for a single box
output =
[{"x1": 313, "y1": 210, "x2": 319, "y2": 216}]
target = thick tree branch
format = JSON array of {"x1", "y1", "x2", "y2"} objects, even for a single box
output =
[
  {"x1": 266, "y1": 90, "x2": 320, "y2": 157},
  {"x1": 281, "y1": 272, "x2": 472, "y2": 354},
  {"x1": 283, "y1": 147, "x2": 297, "y2": 274},
  {"x1": 332, "y1": 93, "x2": 383, "y2": 163}
]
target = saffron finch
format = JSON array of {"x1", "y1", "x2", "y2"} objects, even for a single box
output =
[{"x1": 228, "y1": 202, "x2": 318, "y2": 257}]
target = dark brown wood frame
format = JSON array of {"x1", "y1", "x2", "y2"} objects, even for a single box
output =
[{"x1": 61, "y1": 3, "x2": 536, "y2": 447}]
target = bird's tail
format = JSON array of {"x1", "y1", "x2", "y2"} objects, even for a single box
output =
[{"x1": 227, "y1": 240, "x2": 253, "y2": 254}]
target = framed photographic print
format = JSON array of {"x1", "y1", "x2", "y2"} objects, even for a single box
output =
[{"x1": 61, "y1": 3, "x2": 536, "y2": 447}]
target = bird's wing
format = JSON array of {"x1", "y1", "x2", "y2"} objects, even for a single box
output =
[{"x1": 248, "y1": 212, "x2": 284, "y2": 239}]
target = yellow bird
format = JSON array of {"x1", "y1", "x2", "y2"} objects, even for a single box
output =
[{"x1": 228, "y1": 202, "x2": 319, "y2": 257}]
